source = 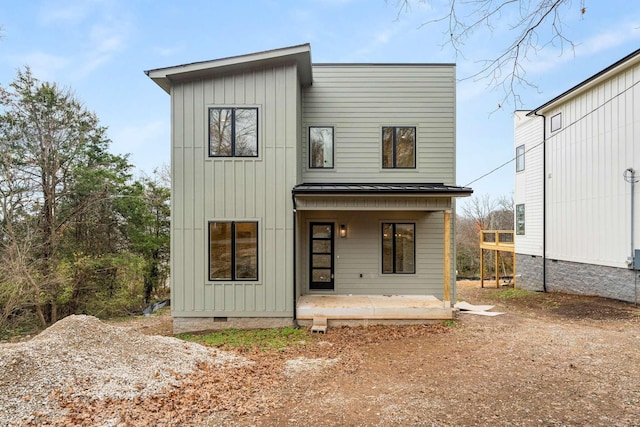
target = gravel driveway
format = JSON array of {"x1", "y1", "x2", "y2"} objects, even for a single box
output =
[{"x1": 1, "y1": 281, "x2": 639, "y2": 426}]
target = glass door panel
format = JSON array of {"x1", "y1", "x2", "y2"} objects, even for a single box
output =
[{"x1": 310, "y1": 222, "x2": 334, "y2": 290}]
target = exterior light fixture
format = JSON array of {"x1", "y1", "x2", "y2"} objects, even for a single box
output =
[{"x1": 340, "y1": 224, "x2": 347, "y2": 238}]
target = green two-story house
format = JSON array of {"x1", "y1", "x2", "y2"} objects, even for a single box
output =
[{"x1": 146, "y1": 43, "x2": 472, "y2": 333}]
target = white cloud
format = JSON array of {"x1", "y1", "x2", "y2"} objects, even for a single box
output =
[
  {"x1": 37, "y1": 0, "x2": 94, "y2": 26},
  {"x1": 520, "y1": 20, "x2": 640, "y2": 76},
  {"x1": 8, "y1": 52, "x2": 70, "y2": 82},
  {"x1": 34, "y1": 0, "x2": 132, "y2": 79},
  {"x1": 74, "y1": 21, "x2": 129, "y2": 77},
  {"x1": 577, "y1": 23, "x2": 640, "y2": 56},
  {"x1": 153, "y1": 46, "x2": 182, "y2": 57},
  {"x1": 353, "y1": 26, "x2": 402, "y2": 60}
]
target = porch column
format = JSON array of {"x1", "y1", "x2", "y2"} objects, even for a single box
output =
[{"x1": 443, "y1": 210, "x2": 451, "y2": 308}]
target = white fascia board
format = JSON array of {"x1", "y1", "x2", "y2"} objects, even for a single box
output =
[
  {"x1": 146, "y1": 43, "x2": 312, "y2": 93},
  {"x1": 530, "y1": 49, "x2": 640, "y2": 116}
]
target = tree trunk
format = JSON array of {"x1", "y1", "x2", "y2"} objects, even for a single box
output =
[
  {"x1": 51, "y1": 302, "x2": 58, "y2": 324},
  {"x1": 35, "y1": 304, "x2": 47, "y2": 329}
]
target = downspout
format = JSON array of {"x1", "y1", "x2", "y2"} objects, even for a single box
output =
[
  {"x1": 631, "y1": 169, "x2": 638, "y2": 305},
  {"x1": 533, "y1": 111, "x2": 548, "y2": 292},
  {"x1": 292, "y1": 193, "x2": 299, "y2": 328},
  {"x1": 629, "y1": 168, "x2": 635, "y2": 265},
  {"x1": 625, "y1": 168, "x2": 638, "y2": 305}
]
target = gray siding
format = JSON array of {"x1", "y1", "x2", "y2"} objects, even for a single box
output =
[
  {"x1": 300, "y1": 210, "x2": 447, "y2": 297},
  {"x1": 296, "y1": 196, "x2": 451, "y2": 211},
  {"x1": 171, "y1": 64, "x2": 300, "y2": 318},
  {"x1": 301, "y1": 65, "x2": 456, "y2": 184}
]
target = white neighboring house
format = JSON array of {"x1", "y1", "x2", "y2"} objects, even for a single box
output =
[{"x1": 514, "y1": 48, "x2": 640, "y2": 303}]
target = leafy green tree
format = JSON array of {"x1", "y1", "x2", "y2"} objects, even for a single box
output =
[
  {"x1": 118, "y1": 170, "x2": 170, "y2": 304},
  {"x1": 0, "y1": 68, "x2": 129, "y2": 324},
  {"x1": 0, "y1": 68, "x2": 171, "y2": 334},
  {"x1": 57, "y1": 137, "x2": 140, "y2": 315}
]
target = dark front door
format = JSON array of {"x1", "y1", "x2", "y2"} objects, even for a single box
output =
[{"x1": 310, "y1": 223, "x2": 334, "y2": 290}]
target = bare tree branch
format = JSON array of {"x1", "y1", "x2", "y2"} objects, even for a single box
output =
[{"x1": 395, "y1": 0, "x2": 587, "y2": 109}]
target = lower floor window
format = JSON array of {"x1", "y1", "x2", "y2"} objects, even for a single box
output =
[
  {"x1": 382, "y1": 223, "x2": 415, "y2": 274},
  {"x1": 209, "y1": 221, "x2": 258, "y2": 281}
]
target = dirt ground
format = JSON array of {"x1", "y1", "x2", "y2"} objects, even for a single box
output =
[{"x1": 93, "y1": 281, "x2": 640, "y2": 427}]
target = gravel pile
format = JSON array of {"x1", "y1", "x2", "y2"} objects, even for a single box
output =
[{"x1": 0, "y1": 315, "x2": 243, "y2": 426}]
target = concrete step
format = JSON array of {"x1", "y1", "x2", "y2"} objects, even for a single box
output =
[{"x1": 311, "y1": 316, "x2": 328, "y2": 333}]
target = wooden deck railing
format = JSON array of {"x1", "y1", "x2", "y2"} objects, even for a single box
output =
[
  {"x1": 479, "y1": 230, "x2": 515, "y2": 250},
  {"x1": 479, "y1": 230, "x2": 515, "y2": 288}
]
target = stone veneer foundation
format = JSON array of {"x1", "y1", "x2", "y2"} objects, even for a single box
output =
[{"x1": 516, "y1": 253, "x2": 639, "y2": 303}]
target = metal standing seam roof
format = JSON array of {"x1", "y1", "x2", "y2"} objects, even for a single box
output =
[{"x1": 292, "y1": 183, "x2": 473, "y2": 195}]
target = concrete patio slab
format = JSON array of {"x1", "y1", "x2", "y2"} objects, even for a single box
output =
[{"x1": 297, "y1": 295, "x2": 452, "y2": 320}]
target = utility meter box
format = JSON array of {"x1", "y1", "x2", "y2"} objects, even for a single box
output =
[{"x1": 634, "y1": 250, "x2": 640, "y2": 270}]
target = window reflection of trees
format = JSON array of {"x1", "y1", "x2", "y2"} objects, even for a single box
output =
[
  {"x1": 234, "y1": 109, "x2": 258, "y2": 156},
  {"x1": 234, "y1": 222, "x2": 257, "y2": 279},
  {"x1": 382, "y1": 127, "x2": 415, "y2": 168},
  {"x1": 210, "y1": 222, "x2": 232, "y2": 280},
  {"x1": 209, "y1": 108, "x2": 258, "y2": 157},
  {"x1": 396, "y1": 128, "x2": 415, "y2": 168},
  {"x1": 210, "y1": 109, "x2": 233, "y2": 156},
  {"x1": 310, "y1": 127, "x2": 333, "y2": 168},
  {"x1": 382, "y1": 223, "x2": 415, "y2": 274},
  {"x1": 209, "y1": 221, "x2": 257, "y2": 280}
]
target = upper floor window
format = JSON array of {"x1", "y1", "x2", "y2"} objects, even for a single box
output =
[
  {"x1": 550, "y1": 113, "x2": 562, "y2": 133},
  {"x1": 209, "y1": 107, "x2": 258, "y2": 157},
  {"x1": 516, "y1": 144, "x2": 525, "y2": 172},
  {"x1": 209, "y1": 221, "x2": 258, "y2": 281},
  {"x1": 309, "y1": 126, "x2": 334, "y2": 168},
  {"x1": 382, "y1": 127, "x2": 416, "y2": 169},
  {"x1": 382, "y1": 223, "x2": 415, "y2": 274}
]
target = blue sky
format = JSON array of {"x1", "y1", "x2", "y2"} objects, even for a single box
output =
[{"x1": 1, "y1": 0, "x2": 639, "y2": 205}]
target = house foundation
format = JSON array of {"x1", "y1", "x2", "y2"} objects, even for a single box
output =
[
  {"x1": 516, "y1": 254, "x2": 639, "y2": 303},
  {"x1": 173, "y1": 317, "x2": 294, "y2": 334}
]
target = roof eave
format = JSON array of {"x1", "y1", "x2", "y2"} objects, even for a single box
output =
[
  {"x1": 145, "y1": 43, "x2": 312, "y2": 94},
  {"x1": 527, "y1": 48, "x2": 640, "y2": 116}
]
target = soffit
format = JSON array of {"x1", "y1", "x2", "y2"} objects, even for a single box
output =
[{"x1": 146, "y1": 43, "x2": 313, "y2": 94}]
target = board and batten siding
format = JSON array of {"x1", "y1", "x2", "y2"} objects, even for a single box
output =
[
  {"x1": 542, "y1": 62, "x2": 640, "y2": 268},
  {"x1": 171, "y1": 63, "x2": 300, "y2": 318},
  {"x1": 300, "y1": 211, "x2": 446, "y2": 297},
  {"x1": 301, "y1": 65, "x2": 456, "y2": 184},
  {"x1": 514, "y1": 111, "x2": 544, "y2": 256}
]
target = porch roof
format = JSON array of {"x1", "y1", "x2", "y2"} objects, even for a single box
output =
[{"x1": 292, "y1": 183, "x2": 473, "y2": 196}]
